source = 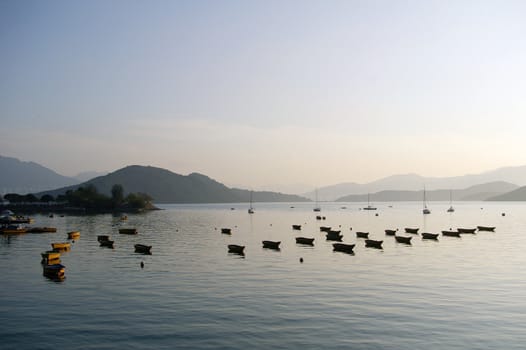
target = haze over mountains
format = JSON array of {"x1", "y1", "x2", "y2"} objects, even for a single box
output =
[
  {"x1": 305, "y1": 166, "x2": 526, "y2": 201},
  {"x1": 3, "y1": 155, "x2": 526, "y2": 202},
  {"x1": 0, "y1": 155, "x2": 79, "y2": 193},
  {"x1": 336, "y1": 182, "x2": 519, "y2": 202}
]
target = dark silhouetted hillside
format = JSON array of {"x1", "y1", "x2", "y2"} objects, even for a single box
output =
[{"x1": 40, "y1": 165, "x2": 309, "y2": 203}]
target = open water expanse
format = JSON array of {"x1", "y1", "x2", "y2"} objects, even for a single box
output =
[{"x1": 2, "y1": 201, "x2": 526, "y2": 349}]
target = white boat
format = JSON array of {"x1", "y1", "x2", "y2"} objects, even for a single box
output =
[
  {"x1": 423, "y1": 187, "x2": 431, "y2": 214},
  {"x1": 248, "y1": 190, "x2": 255, "y2": 214},
  {"x1": 447, "y1": 190, "x2": 455, "y2": 213},
  {"x1": 363, "y1": 193, "x2": 377, "y2": 210},
  {"x1": 313, "y1": 188, "x2": 321, "y2": 212}
]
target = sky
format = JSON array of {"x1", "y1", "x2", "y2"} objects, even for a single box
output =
[{"x1": 1, "y1": 0, "x2": 526, "y2": 192}]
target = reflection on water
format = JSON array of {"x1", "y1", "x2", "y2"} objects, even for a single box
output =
[{"x1": 2, "y1": 201, "x2": 526, "y2": 349}]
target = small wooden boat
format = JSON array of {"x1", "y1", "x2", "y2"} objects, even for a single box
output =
[
  {"x1": 295, "y1": 237, "x2": 315, "y2": 245},
  {"x1": 67, "y1": 231, "x2": 80, "y2": 239},
  {"x1": 134, "y1": 244, "x2": 152, "y2": 254},
  {"x1": 51, "y1": 242, "x2": 71, "y2": 251},
  {"x1": 97, "y1": 235, "x2": 110, "y2": 242},
  {"x1": 404, "y1": 228, "x2": 419, "y2": 234},
  {"x1": 41, "y1": 251, "x2": 61, "y2": 262},
  {"x1": 442, "y1": 230, "x2": 461, "y2": 237},
  {"x1": 365, "y1": 239, "x2": 383, "y2": 248},
  {"x1": 458, "y1": 228, "x2": 476, "y2": 234},
  {"x1": 292, "y1": 224, "x2": 302, "y2": 230},
  {"x1": 43, "y1": 263, "x2": 65, "y2": 279},
  {"x1": 421, "y1": 232, "x2": 439, "y2": 240},
  {"x1": 27, "y1": 227, "x2": 57, "y2": 233},
  {"x1": 385, "y1": 229, "x2": 398, "y2": 236},
  {"x1": 262, "y1": 240, "x2": 281, "y2": 250},
  {"x1": 477, "y1": 226, "x2": 496, "y2": 232},
  {"x1": 1, "y1": 225, "x2": 27, "y2": 234},
  {"x1": 356, "y1": 231, "x2": 369, "y2": 238},
  {"x1": 328, "y1": 229, "x2": 341, "y2": 235},
  {"x1": 100, "y1": 240, "x2": 114, "y2": 248},
  {"x1": 221, "y1": 228, "x2": 232, "y2": 234},
  {"x1": 333, "y1": 243, "x2": 355, "y2": 254},
  {"x1": 319, "y1": 226, "x2": 332, "y2": 232},
  {"x1": 119, "y1": 228, "x2": 138, "y2": 235},
  {"x1": 325, "y1": 232, "x2": 343, "y2": 241},
  {"x1": 228, "y1": 244, "x2": 245, "y2": 254},
  {"x1": 395, "y1": 235, "x2": 412, "y2": 244},
  {"x1": 315, "y1": 215, "x2": 322, "y2": 220}
]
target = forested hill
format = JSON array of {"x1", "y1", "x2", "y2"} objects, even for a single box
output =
[{"x1": 40, "y1": 165, "x2": 309, "y2": 203}]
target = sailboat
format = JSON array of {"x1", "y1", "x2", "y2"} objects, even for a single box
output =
[
  {"x1": 423, "y1": 187, "x2": 431, "y2": 214},
  {"x1": 248, "y1": 190, "x2": 255, "y2": 214},
  {"x1": 313, "y1": 189, "x2": 321, "y2": 212},
  {"x1": 447, "y1": 190, "x2": 455, "y2": 213},
  {"x1": 363, "y1": 193, "x2": 377, "y2": 210}
]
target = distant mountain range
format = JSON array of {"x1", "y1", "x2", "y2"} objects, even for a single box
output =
[
  {"x1": 306, "y1": 165, "x2": 526, "y2": 201},
  {"x1": 40, "y1": 165, "x2": 309, "y2": 203},
  {"x1": 0, "y1": 155, "x2": 79, "y2": 193},
  {"x1": 336, "y1": 182, "x2": 519, "y2": 202},
  {"x1": 4, "y1": 155, "x2": 526, "y2": 202}
]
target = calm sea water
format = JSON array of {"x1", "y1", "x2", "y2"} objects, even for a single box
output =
[{"x1": 2, "y1": 201, "x2": 526, "y2": 349}]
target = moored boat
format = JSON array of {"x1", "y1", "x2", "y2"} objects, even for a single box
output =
[
  {"x1": 221, "y1": 228, "x2": 232, "y2": 234},
  {"x1": 1, "y1": 225, "x2": 27, "y2": 234},
  {"x1": 442, "y1": 230, "x2": 461, "y2": 237},
  {"x1": 385, "y1": 229, "x2": 398, "y2": 236},
  {"x1": 43, "y1": 263, "x2": 65, "y2": 280},
  {"x1": 41, "y1": 251, "x2": 61, "y2": 262},
  {"x1": 295, "y1": 237, "x2": 315, "y2": 245},
  {"x1": 421, "y1": 232, "x2": 439, "y2": 240},
  {"x1": 365, "y1": 239, "x2": 383, "y2": 248},
  {"x1": 404, "y1": 227, "x2": 419, "y2": 234},
  {"x1": 100, "y1": 240, "x2": 114, "y2": 248},
  {"x1": 27, "y1": 227, "x2": 57, "y2": 233},
  {"x1": 477, "y1": 226, "x2": 496, "y2": 232},
  {"x1": 134, "y1": 244, "x2": 152, "y2": 254},
  {"x1": 332, "y1": 243, "x2": 355, "y2": 254},
  {"x1": 51, "y1": 242, "x2": 70, "y2": 251},
  {"x1": 262, "y1": 240, "x2": 281, "y2": 250},
  {"x1": 67, "y1": 231, "x2": 80, "y2": 239},
  {"x1": 119, "y1": 228, "x2": 138, "y2": 235},
  {"x1": 319, "y1": 226, "x2": 332, "y2": 232},
  {"x1": 325, "y1": 231, "x2": 343, "y2": 241},
  {"x1": 228, "y1": 244, "x2": 245, "y2": 255},
  {"x1": 356, "y1": 231, "x2": 369, "y2": 238},
  {"x1": 458, "y1": 228, "x2": 476, "y2": 234},
  {"x1": 97, "y1": 235, "x2": 110, "y2": 242},
  {"x1": 395, "y1": 235, "x2": 412, "y2": 244},
  {"x1": 292, "y1": 224, "x2": 302, "y2": 230}
]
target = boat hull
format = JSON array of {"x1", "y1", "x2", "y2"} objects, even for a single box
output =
[
  {"x1": 365, "y1": 239, "x2": 383, "y2": 248},
  {"x1": 395, "y1": 236, "x2": 412, "y2": 244},
  {"x1": 295, "y1": 237, "x2": 314, "y2": 245},
  {"x1": 134, "y1": 244, "x2": 152, "y2": 254},
  {"x1": 262, "y1": 240, "x2": 281, "y2": 250},
  {"x1": 333, "y1": 243, "x2": 355, "y2": 254}
]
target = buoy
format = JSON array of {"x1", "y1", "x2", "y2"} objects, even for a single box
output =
[
  {"x1": 140, "y1": 262, "x2": 144, "y2": 268},
  {"x1": 375, "y1": 213, "x2": 379, "y2": 216},
  {"x1": 502, "y1": 213, "x2": 506, "y2": 216},
  {"x1": 300, "y1": 257, "x2": 304, "y2": 263}
]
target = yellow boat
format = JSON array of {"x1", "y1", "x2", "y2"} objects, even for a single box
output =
[
  {"x1": 41, "y1": 251, "x2": 61, "y2": 260},
  {"x1": 1, "y1": 226, "x2": 27, "y2": 234},
  {"x1": 51, "y1": 242, "x2": 71, "y2": 251},
  {"x1": 67, "y1": 231, "x2": 80, "y2": 239}
]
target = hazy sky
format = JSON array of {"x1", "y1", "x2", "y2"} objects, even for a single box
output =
[{"x1": 1, "y1": 0, "x2": 526, "y2": 191}]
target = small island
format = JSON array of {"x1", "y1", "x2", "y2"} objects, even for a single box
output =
[{"x1": 0, "y1": 184, "x2": 158, "y2": 214}]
